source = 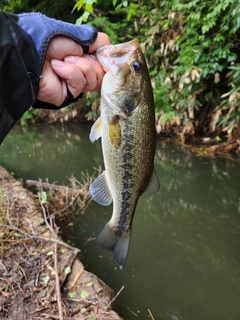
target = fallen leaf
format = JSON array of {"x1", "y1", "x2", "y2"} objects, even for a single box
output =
[
  {"x1": 81, "y1": 290, "x2": 89, "y2": 299},
  {"x1": 65, "y1": 266, "x2": 71, "y2": 275}
]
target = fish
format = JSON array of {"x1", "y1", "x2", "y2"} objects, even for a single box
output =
[{"x1": 89, "y1": 38, "x2": 160, "y2": 269}]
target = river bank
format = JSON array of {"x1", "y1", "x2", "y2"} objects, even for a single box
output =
[{"x1": 0, "y1": 165, "x2": 122, "y2": 320}]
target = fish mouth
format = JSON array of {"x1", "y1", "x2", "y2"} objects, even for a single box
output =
[{"x1": 96, "y1": 39, "x2": 140, "y2": 72}]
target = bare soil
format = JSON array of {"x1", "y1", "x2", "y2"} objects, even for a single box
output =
[{"x1": 0, "y1": 166, "x2": 122, "y2": 320}]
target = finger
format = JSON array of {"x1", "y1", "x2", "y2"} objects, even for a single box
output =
[
  {"x1": 88, "y1": 32, "x2": 110, "y2": 53},
  {"x1": 64, "y1": 56, "x2": 96, "y2": 92},
  {"x1": 51, "y1": 59, "x2": 87, "y2": 98},
  {"x1": 64, "y1": 55, "x2": 104, "y2": 92},
  {"x1": 46, "y1": 36, "x2": 84, "y2": 61},
  {"x1": 37, "y1": 60, "x2": 67, "y2": 106},
  {"x1": 82, "y1": 54, "x2": 105, "y2": 91}
]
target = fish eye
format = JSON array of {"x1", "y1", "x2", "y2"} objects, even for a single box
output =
[{"x1": 132, "y1": 61, "x2": 142, "y2": 72}]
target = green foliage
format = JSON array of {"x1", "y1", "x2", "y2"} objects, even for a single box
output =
[
  {"x1": 68, "y1": 292, "x2": 75, "y2": 298},
  {"x1": 77, "y1": 0, "x2": 240, "y2": 138},
  {"x1": 20, "y1": 109, "x2": 38, "y2": 127},
  {"x1": 1, "y1": 0, "x2": 80, "y2": 21},
  {"x1": 0, "y1": 0, "x2": 28, "y2": 11},
  {"x1": 215, "y1": 136, "x2": 222, "y2": 142},
  {"x1": 216, "y1": 63, "x2": 240, "y2": 137},
  {"x1": 73, "y1": 0, "x2": 98, "y2": 24},
  {"x1": 80, "y1": 290, "x2": 89, "y2": 298},
  {"x1": 138, "y1": 0, "x2": 240, "y2": 137}
]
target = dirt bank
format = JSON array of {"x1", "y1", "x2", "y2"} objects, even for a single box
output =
[{"x1": 0, "y1": 165, "x2": 122, "y2": 320}]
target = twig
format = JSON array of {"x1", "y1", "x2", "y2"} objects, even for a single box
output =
[
  {"x1": 39, "y1": 199, "x2": 58, "y2": 239},
  {"x1": 24, "y1": 216, "x2": 36, "y2": 235},
  {"x1": 0, "y1": 277, "x2": 9, "y2": 282},
  {"x1": 48, "y1": 191, "x2": 81, "y2": 219},
  {"x1": 83, "y1": 232, "x2": 96, "y2": 246},
  {"x1": 14, "y1": 260, "x2": 27, "y2": 281},
  {"x1": 0, "y1": 238, "x2": 29, "y2": 243},
  {"x1": 107, "y1": 285, "x2": 125, "y2": 307},
  {"x1": 28, "y1": 307, "x2": 49, "y2": 315},
  {"x1": 0, "y1": 260, "x2": 7, "y2": 272},
  {"x1": 148, "y1": 308, "x2": 155, "y2": 320},
  {"x1": 42, "y1": 314, "x2": 84, "y2": 320},
  {"x1": 6, "y1": 197, "x2": 12, "y2": 226},
  {"x1": 0, "y1": 223, "x2": 80, "y2": 252},
  {"x1": 128, "y1": 309, "x2": 138, "y2": 317},
  {"x1": 62, "y1": 297, "x2": 93, "y2": 306},
  {"x1": 54, "y1": 243, "x2": 63, "y2": 320},
  {"x1": 69, "y1": 265, "x2": 84, "y2": 289},
  {"x1": 26, "y1": 180, "x2": 86, "y2": 196}
]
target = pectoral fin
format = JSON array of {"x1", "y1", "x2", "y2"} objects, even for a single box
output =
[
  {"x1": 89, "y1": 117, "x2": 102, "y2": 142},
  {"x1": 89, "y1": 171, "x2": 112, "y2": 206},
  {"x1": 144, "y1": 167, "x2": 160, "y2": 194}
]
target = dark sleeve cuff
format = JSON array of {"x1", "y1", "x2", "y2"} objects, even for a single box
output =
[{"x1": 33, "y1": 88, "x2": 83, "y2": 110}]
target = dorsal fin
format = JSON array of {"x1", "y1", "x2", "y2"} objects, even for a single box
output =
[{"x1": 144, "y1": 167, "x2": 160, "y2": 194}]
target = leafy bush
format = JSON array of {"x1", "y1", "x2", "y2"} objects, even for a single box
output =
[
  {"x1": 75, "y1": 0, "x2": 240, "y2": 139},
  {"x1": 154, "y1": 0, "x2": 240, "y2": 139}
]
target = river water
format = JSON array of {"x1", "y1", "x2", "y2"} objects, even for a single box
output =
[{"x1": 1, "y1": 123, "x2": 240, "y2": 320}]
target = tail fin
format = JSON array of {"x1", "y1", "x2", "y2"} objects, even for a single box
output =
[{"x1": 96, "y1": 223, "x2": 131, "y2": 269}]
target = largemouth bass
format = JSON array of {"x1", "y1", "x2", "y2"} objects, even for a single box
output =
[{"x1": 89, "y1": 39, "x2": 160, "y2": 269}]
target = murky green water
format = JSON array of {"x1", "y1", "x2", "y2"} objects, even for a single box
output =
[{"x1": 1, "y1": 123, "x2": 240, "y2": 320}]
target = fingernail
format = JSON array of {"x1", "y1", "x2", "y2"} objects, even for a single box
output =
[
  {"x1": 51, "y1": 59, "x2": 65, "y2": 68},
  {"x1": 64, "y1": 56, "x2": 78, "y2": 64}
]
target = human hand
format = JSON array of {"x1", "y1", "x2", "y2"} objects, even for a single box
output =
[
  {"x1": 37, "y1": 32, "x2": 110, "y2": 106},
  {"x1": 18, "y1": 13, "x2": 110, "y2": 108}
]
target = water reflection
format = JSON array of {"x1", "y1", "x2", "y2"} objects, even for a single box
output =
[
  {"x1": 0, "y1": 123, "x2": 103, "y2": 183},
  {"x1": 1, "y1": 124, "x2": 240, "y2": 320}
]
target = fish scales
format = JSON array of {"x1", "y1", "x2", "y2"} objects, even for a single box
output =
[
  {"x1": 89, "y1": 39, "x2": 160, "y2": 268},
  {"x1": 102, "y1": 96, "x2": 155, "y2": 229}
]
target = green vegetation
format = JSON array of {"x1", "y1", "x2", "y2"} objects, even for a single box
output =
[{"x1": 2, "y1": 0, "x2": 240, "y2": 140}]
